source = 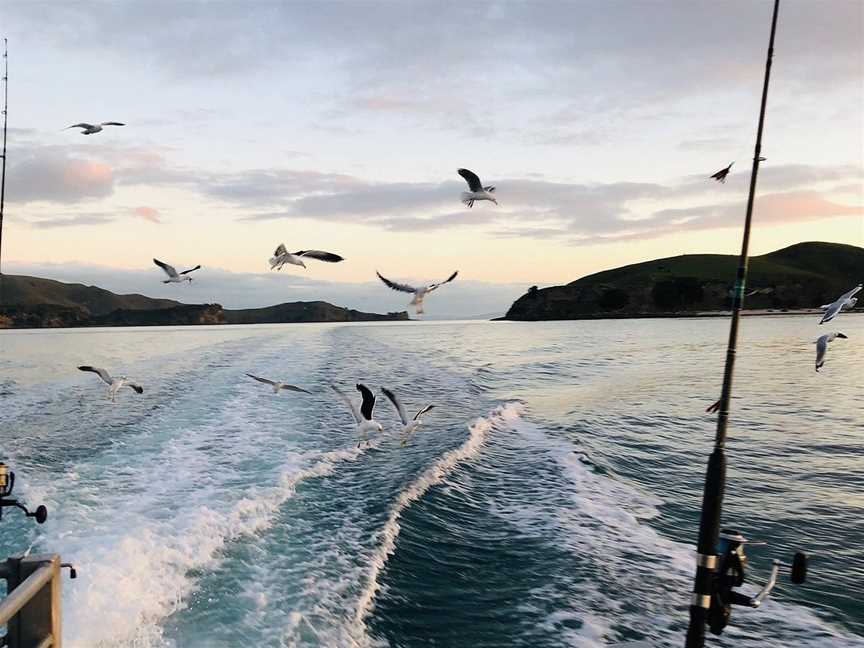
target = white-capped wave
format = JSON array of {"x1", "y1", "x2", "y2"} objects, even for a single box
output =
[
  {"x1": 351, "y1": 401, "x2": 526, "y2": 644},
  {"x1": 56, "y1": 423, "x2": 368, "y2": 648},
  {"x1": 495, "y1": 416, "x2": 864, "y2": 648}
]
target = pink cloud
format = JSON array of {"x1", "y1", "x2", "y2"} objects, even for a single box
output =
[
  {"x1": 132, "y1": 206, "x2": 162, "y2": 223},
  {"x1": 62, "y1": 160, "x2": 113, "y2": 191}
]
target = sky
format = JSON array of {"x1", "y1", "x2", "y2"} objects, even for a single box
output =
[{"x1": 2, "y1": 1, "x2": 862, "y2": 318}]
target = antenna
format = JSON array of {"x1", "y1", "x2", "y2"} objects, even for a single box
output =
[
  {"x1": 0, "y1": 38, "x2": 7, "y2": 303},
  {"x1": 685, "y1": 1, "x2": 781, "y2": 646}
]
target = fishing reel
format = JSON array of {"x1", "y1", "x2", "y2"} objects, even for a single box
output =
[
  {"x1": 0, "y1": 462, "x2": 48, "y2": 525},
  {"x1": 707, "y1": 528, "x2": 807, "y2": 635}
]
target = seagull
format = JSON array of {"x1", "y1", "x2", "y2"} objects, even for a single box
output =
[
  {"x1": 153, "y1": 258, "x2": 201, "y2": 283},
  {"x1": 78, "y1": 366, "x2": 143, "y2": 402},
  {"x1": 815, "y1": 332, "x2": 848, "y2": 372},
  {"x1": 64, "y1": 122, "x2": 125, "y2": 135},
  {"x1": 458, "y1": 168, "x2": 498, "y2": 208},
  {"x1": 710, "y1": 162, "x2": 734, "y2": 183},
  {"x1": 381, "y1": 387, "x2": 433, "y2": 447},
  {"x1": 246, "y1": 373, "x2": 311, "y2": 395},
  {"x1": 376, "y1": 270, "x2": 458, "y2": 315},
  {"x1": 819, "y1": 284, "x2": 861, "y2": 325},
  {"x1": 269, "y1": 244, "x2": 344, "y2": 270},
  {"x1": 331, "y1": 383, "x2": 382, "y2": 447}
]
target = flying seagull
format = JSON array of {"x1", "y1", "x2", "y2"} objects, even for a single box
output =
[
  {"x1": 331, "y1": 383, "x2": 382, "y2": 447},
  {"x1": 269, "y1": 244, "x2": 344, "y2": 270},
  {"x1": 78, "y1": 366, "x2": 143, "y2": 402},
  {"x1": 246, "y1": 373, "x2": 311, "y2": 395},
  {"x1": 381, "y1": 387, "x2": 433, "y2": 447},
  {"x1": 458, "y1": 168, "x2": 497, "y2": 208},
  {"x1": 65, "y1": 122, "x2": 125, "y2": 135},
  {"x1": 710, "y1": 162, "x2": 734, "y2": 183},
  {"x1": 153, "y1": 258, "x2": 201, "y2": 283},
  {"x1": 376, "y1": 270, "x2": 458, "y2": 315},
  {"x1": 816, "y1": 332, "x2": 847, "y2": 372},
  {"x1": 819, "y1": 284, "x2": 861, "y2": 325}
]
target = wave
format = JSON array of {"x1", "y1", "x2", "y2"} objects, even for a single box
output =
[
  {"x1": 351, "y1": 401, "x2": 525, "y2": 644},
  {"x1": 494, "y1": 416, "x2": 864, "y2": 648},
  {"x1": 63, "y1": 443, "x2": 370, "y2": 648}
]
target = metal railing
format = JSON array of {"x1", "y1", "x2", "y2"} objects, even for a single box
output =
[{"x1": 0, "y1": 555, "x2": 61, "y2": 648}]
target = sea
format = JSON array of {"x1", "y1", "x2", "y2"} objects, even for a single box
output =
[{"x1": 0, "y1": 316, "x2": 862, "y2": 648}]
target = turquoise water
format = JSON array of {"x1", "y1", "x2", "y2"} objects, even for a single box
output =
[{"x1": 1, "y1": 317, "x2": 862, "y2": 647}]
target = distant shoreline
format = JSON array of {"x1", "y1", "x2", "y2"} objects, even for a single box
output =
[{"x1": 495, "y1": 308, "x2": 862, "y2": 322}]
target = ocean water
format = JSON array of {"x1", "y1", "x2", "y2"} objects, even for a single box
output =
[{"x1": 0, "y1": 317, "x2": 862, "y2": 648}]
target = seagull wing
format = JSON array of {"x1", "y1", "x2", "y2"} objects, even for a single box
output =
[
  {"x1": 841, "y1": 284, "x2": 863, "y2": 301},
  {"x1": 381, "y1": 387, "x2": 408, "y2": 425},
  {"x1": 276, "y1": 384, "x2": 311, "y2": 394},
  {"x1": 274, "y1": 243, "x2": 288, "y2": 257},
  {"x1": 356, "y1": 383, "x2": 376, "y2": 421},
  {"x1": 294, "y1": 250, "x2": 344, "y2": 263},
  {"x1": 331, "y1": 384, "x2": 361, "y2": 424},
  {"x1": 65, "y1": 123, "x2": 94, "y2": 130},
  {"x1": 153, "y1": 258, "x2": 179, "y2": 278},
  {"x1": 78, "y1": 365, "x2": 113, "y2": 385},
  {"x1": 180, "y1": 265, "x2": 202, "y2": 275},
  {"x1": 710, "y1": 163, "x2": 732, "y2": 181},
  {"x1": 125, "y1": 381, "x2": 144, "y2": 394},
  {"x1": 427, "y1": 271, "x2": 458, "y2": 292},
  {"x1": 458, "y1": 168, "x2": 483, "y2": 192},
  {"x1": 815, "y1": 335, "x2": 829, "y2": 371},
  {"x1": 247, "y1": 373, "x2": 277, "y2": 386},
  {"x1": 377, "y1": 271, "x2": 417, "y2": 294},
  {"x1": 100, "y1": 122, "x2": 126, "y2": 126},
  {"x1": 413, "y1": 404, "x2": 434, "y2": 421},
  {"x1": 820, "y1": 301, "x2": 842, "y2": 324}
]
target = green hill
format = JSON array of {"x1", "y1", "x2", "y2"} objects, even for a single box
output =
[
  {"x1": 1, "y1": 275, "x2": 180, "y2": 315},
  {"x1": 503, "y1": 242, "x2": 863, "y2": 321},
  {"x1": 225, "y1": 301, "x2": 407, "y2": 324},
  {"x1": 0, "y1": 275, "x2": 407, "y2": 328}
]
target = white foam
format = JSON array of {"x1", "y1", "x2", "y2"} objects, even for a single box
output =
[
  {"x1": 351, "y1": 401, "x2": 525, "y2": 644},
  {"x1": 61, "y1": 441, "x2": 368, "y2": 648},
  {"x1": 496, "y1": 416, "x2": 864, "y2": 647}
]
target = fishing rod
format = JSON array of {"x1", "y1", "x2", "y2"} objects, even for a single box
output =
[{"x1": 684, "y1": 2, "x2": 807, "y2": 646}]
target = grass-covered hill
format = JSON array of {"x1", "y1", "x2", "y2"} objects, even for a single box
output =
[
  {"x1": 0, "y1": 275, "x2": 407, "y2": 328},
  {"x1": 503, "y1": 242, "x2": 863, "y2": 321}
]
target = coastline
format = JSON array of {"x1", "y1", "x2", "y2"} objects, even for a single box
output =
[{"x1": 495, "y1": 308, "x2": 862, "y2": 322}]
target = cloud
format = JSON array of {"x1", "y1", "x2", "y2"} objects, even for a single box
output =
[
  {"x1": 131, "y1": 206, "x2": 162, "y2": 223},
  {"x1": 7, "y1": 3, "x2": 861, "y2": 120},
  {"x1": 102, "y1": 148, "x2": 864, "y2": 239},
  {"x1": 6, "y1": 152, "x2": 115, "y2": 203},
  {"x1": 27, "y1": 214, "x2": 116, "y2": 229},
  {"x1": 565, "y1": 191, "x2": 864, "y2": 245}
]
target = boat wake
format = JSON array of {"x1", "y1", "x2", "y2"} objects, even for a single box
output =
[
  {"x1": 351, "y1": 401, "x2": 525, "y2": 644},
  {"x1": 63, "y1": 442, "x2": 373, "y2": 648}
]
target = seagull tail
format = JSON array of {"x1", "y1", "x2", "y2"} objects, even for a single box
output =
[{"x1": 460, "y1": 192, "x2": 474, "y2": 207}]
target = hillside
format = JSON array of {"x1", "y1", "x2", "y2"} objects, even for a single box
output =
[
  {"x1": 0, "y1": 275, "x2": 408, "y2": 328},
  {"x1": 503, "y1": 242, "x2": 863, "y2": 321},
  {"x1": 1, "y1": 275, "x2": 180, "y2": 315},
  {"x1": 225, "y1": 301, "x2": 408, "y2": 324}
]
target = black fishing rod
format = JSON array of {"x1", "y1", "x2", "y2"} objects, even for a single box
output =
[{"x1": 684, "y1": 2, "x2": 806, "y2": 646}]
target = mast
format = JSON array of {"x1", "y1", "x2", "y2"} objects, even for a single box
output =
[
  {"x1": 0, "y1": 38, "x2": 7, "y2": 285},
  {"x1": 684, "y1": 1, "x2": 780, "y2": 646}
]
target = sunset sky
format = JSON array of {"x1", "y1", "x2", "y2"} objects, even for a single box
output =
[{"x1": 3, "y1": 1, "x2": 862, "y2": 317}]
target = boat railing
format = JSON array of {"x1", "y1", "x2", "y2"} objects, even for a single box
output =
[{"x1": 0, "y1": 554, "x2": 62, "y2": 648}]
